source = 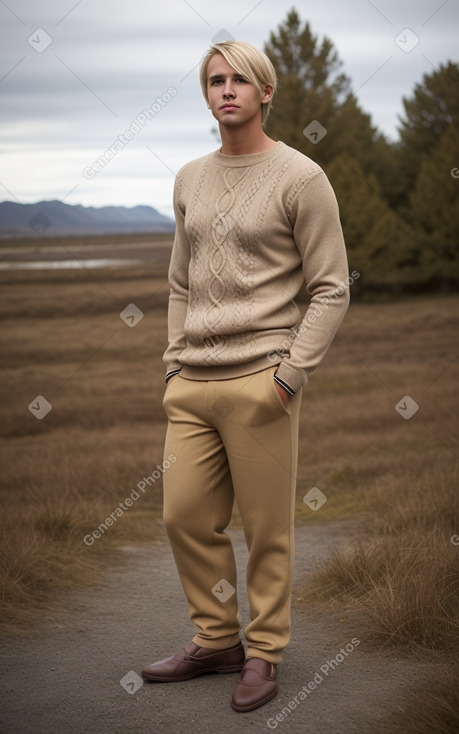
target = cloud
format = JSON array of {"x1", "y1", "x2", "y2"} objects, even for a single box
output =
[{"x1": 0, "y1": 0, "x2": 457, "y2": 213}]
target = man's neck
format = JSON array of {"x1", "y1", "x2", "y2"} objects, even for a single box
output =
[{"x1": 219, "y1": 124, "x2": 278, "y2": 156}]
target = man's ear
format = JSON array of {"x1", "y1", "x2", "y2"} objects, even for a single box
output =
[{"x1": 261, "y1": 84, "x2": 274, "y2": 104}]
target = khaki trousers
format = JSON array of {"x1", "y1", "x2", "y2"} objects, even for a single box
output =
[{"x1": 162, "y1": 365, "x2": 302, "y2": 664}]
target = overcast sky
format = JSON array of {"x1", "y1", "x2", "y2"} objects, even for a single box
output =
[{"x1": 0, "y1": 0, "x2": 457, "y2": 218}]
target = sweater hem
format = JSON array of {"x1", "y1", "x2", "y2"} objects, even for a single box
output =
[{"x1": 178, "y1": 355, "x2": 282, "y2": 382}]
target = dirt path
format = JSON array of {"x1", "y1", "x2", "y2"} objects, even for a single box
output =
[{"x1": 0, "y1": 522, "x2": 446, "y2": 734}]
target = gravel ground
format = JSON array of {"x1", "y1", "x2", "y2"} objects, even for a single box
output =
[{"x1": 0, "y1": 521, "x2": 448, "y2": 734}]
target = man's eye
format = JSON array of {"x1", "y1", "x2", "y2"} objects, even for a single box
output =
[{"x1": 210, "y1": 78, "x2": 247, "y2": 85}]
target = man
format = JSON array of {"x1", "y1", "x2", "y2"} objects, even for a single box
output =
[{"x1": 141, "y1": 40, "x2": 349, "y2": 713}]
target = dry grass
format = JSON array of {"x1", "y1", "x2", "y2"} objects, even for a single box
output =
[
  {"x1": 294, "y1": 285, "x2": 459, "y2": 656},
  {"x1": 294, "y1": 289, "x2": 459, "y2": 728},
  {"x1": 1, "y1": 252, "x2": 458, "y2": 643},
  {"x1": 301, "y1": 459, "x2": 459, "y2": 651},
  {"x1": 383, "y1": 667, "x2": 459, "y2": 734},
  {"x1": 0, "y1": 262, "x2": 170, "y2": 628}
]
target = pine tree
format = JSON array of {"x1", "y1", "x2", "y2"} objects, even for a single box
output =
[
  {"x1": 397, "y1": 61, "x2": 459, "y2": 205},
  {"x1": 263, "y1": 8, "x2": 394, "y2": 198},
  {"x1": 326, "y1": 153, "x2": 416, "y2": 292},
  {"x1": 260, "y1": 8, "x2": 457, "y2": 294},
  {"x1": 263, "y1": 8, "x2": 349, "y2": 159},
  {"x1": 409, "y1": 124, "x2": 459, "y2": 290}
]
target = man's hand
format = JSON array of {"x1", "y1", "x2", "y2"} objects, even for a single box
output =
[{"x1": 275, "y1": 381, "x2": 290, "y2": 407}]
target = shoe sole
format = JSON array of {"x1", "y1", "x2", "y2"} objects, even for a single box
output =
[
  {"x1": 230, "y1": 687, "x2": 278, "y2": 712},
  {"x1": 142, "y1": 664, "x2": 244, "y2": 682}
]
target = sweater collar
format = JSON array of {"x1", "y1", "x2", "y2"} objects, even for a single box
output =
[{"x1": 213, "y1": 141, "x2": 285, "y2": 168}]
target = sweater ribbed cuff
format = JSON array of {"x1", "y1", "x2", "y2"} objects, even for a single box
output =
[
  {"x1": 274, "y1": 362, "x2": 307, "y2": 394},
  {"x1": 165, "y1": 368, "x2": 182, "y2": 383}
]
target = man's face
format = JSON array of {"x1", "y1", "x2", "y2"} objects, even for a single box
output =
[{"x1": 206, "y1": 53, "x2": 270, "y2": 128}]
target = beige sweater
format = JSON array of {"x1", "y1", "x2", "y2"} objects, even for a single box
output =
[{"x1": 163, "y1": 141, "x2": 350, "y2": 394}]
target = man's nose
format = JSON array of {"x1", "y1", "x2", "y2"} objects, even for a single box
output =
[{"x1": 223, "y1": 81, "x2": 235, "y2": 96}]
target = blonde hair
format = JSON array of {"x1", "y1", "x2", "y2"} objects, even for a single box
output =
[{"x1": 200, "y1": 41, "x2": 277, "y2": 125}]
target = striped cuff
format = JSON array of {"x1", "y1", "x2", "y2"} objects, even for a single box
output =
[
  {"x1": 274, "y1": 362, "x2": 307, "y2": 394},
  {"x1": 273, "y1": 373, "x2": 296, "y2": 396},
  {"x1": 165, "y1": 368, "x2": 182, "y2": 383}
]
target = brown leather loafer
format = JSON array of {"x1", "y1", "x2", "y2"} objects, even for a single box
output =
[
  {"x1": 141, "y1": 640, "x2": 245, "y2": 682},
  {"x1": 231, "y1": 657, "x2": 278, "y2": 712}
]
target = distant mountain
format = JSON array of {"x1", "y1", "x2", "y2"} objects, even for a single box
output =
[{"x1": 0, "y1": 200, "x2": 175, "y2": 237}]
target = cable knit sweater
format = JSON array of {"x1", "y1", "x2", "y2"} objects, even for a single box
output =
[{"x1": 163, "y1": 141, "x2": 349, "y2": 394}]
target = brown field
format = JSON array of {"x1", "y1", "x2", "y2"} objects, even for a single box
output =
[
  {"x1": 0, "y1": 232, "x2": 173, "y2": 248},
  {"x1": 0, "y1": 257, "x2": 458, "y2": 664}
]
